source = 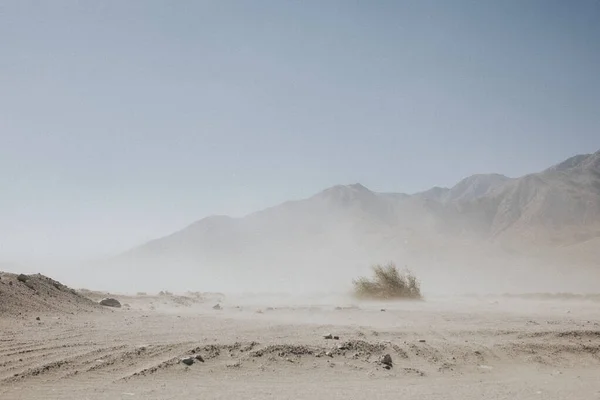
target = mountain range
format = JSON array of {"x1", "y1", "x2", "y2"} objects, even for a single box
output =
[{"x1": 102, "y1": 150, "x2": 600, "y2": 294}]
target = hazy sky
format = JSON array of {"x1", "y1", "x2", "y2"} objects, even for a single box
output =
[{"x1": 1, "y1": 0, "x2": 599, "y2": 262}]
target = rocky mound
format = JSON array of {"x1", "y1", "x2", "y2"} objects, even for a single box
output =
[{"x1": 0, "y1": 272, "x2": 103, "y2": 317}]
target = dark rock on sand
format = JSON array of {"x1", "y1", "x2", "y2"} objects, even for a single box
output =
[{"x1": 99, "y1": 298, "x2": 122, "y2": 308}]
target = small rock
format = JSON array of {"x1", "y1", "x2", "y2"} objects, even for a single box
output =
[
  {"x1": 213, "y1": 304, "x2": 222, "y2": 310},
  {"x1": 337, "y1": 343, "x2": 347, "y2": 350},
  {"x1": 181, "y1": 357, "x2": 194, "y2": 366},
  {"x1": 418, "y1": 339, "x2": 426, "y2": 343},
  {"x1": 380, "y1": 354, "x2": 393, "y2": 367},
  {"x1": 99, "y1": 298, "x2": 121, "y2": 308},
  {"x1": 226, "y1": 361, "x2": 242, "y2": 368},
  {"x1": 323, "y1": 333, "x2": 333, "y2": 339},
  {"x1": 35, "y1": 317, "x2": 40, "y2": 321},
  {"x1": 333, "y1": 336, "x2": 340, "y2": 340},
  {"x1": 325, "y1": 351, "x2": 333, "y2": 357},
  {"x1": 195, "y1": 354, "x2": 205, "y2": 362},
  {"x1": 17, "y1": 274, "x2": 28, "y2": 283},
  {"x1": 380, "y1": 309, "x2": 386, "y2": 312},
  {"x1": 9, "y1": 281, "x2": 13, "y2": 286}
]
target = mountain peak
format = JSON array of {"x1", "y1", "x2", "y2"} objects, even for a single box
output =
[
  {"x1": 547, "y1": 154, "x2": 591, "y2": 173},
  {"x1": 347, "y1": 183, "x2": 370, "y2": 191},
  {"x1": 315, "y1": 183, "x2": 376, "y2": 206},
  {"x1": 318, "y1": 183, "x2": 372, "y2": 195}
]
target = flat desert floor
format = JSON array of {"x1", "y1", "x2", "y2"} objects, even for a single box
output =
[{"x1": 2, "y1": 293, "x2": 600, "y2": 400}]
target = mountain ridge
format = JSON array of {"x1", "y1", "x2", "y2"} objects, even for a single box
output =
[
  {"x1": 124, "y1": 150, "x2": 600, "y2": 255},
  {"x1": 100, "y1": 150, "x2": 600, "y2": 293}
]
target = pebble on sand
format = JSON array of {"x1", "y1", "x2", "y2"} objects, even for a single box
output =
[
  {"x1": 99, "y1": 298, "x2": 122, "y2": 308},
  {"x1": 380, "y1": 354, "x2": 393, "y2": 367},
  {"x1": 181, "y1": 357, "x2": 195, "y2": 366}
]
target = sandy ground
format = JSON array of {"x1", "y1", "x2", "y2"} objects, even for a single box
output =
[{"x1": 2, "y1": 292, "x2": 600, "y2": 400}]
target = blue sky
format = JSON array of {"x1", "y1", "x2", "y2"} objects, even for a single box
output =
[{"x1": 1, "y1": 0, "x2": 599, "y2": 262}]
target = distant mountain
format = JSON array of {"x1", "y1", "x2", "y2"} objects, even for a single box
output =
[
  {"x1": 102, "y1": 150, "x2": 600, "y2": 293},
  {"x1": 414, "y1": 174, "x2": 512, "y2": 203},
  {"x1": 485, "y1": 150, "x2": 600, "y2": 246}
]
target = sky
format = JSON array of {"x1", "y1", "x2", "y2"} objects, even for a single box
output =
[{"x1": 1, "y1": 0, "x2": 600, "y2": 263}]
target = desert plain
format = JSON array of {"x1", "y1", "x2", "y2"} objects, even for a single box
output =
[{"x1": 2, "y1": 272, "x2": 600, "y2": 400}]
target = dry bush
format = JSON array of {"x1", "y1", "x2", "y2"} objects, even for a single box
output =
[{"x1": 353, "y1": 263, "x2": 422, "y2": 300}]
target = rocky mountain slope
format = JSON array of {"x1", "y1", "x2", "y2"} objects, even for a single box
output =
[
  {"x1": 0, "y1": 272, "x2": 103, "y2": 317},
  {"x1": 102, "y1": 151, "x2": 600, "y2": 293}
]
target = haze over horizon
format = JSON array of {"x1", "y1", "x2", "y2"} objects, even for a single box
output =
[{"x1": 2, "y1": 0, "x2": 600, "y2": 264}]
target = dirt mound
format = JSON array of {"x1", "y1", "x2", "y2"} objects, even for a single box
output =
[{"x1": 0, "y1": 272, "x2": 103, "y2": 317}]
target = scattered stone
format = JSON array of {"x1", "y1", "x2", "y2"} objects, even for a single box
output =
[
  {"x1": 418, "y1": 339, "x2": 426, "y2": 343},
  {"x1": 325, "y1": 351, "x2": 333, "y2": 357},
  {"x1": 337, "y1": 343, "x2": 347, "y2": 350},
  {"x1": 212, "y1": 304, "x2": 222, "y2": 310},
  {"x1": 333, "y1": 336, "x2": 340, "y2": 340},
  {"x1": 99, "y1": 298, "x2": 122, "y2": 308},
  {"x1": 379, "y1": 354, "x2": 393, "y2": 367},
  {"x1": 380, "y1": 309, "x2": 386, "y2": 312},
  {"x1": 226, "y1": 361, "x2": 242, "y2": 368},
  {"x1": 323, "y1": 333, "x2": 333, "y2": 339},
  {"x1": 35, "y1": 317, "x2": 40, "y2": 321},
  {"x1": 17, "y1": 274, "x2": 28, "y2": 283},
  {"x1": 181, "y1": 357, "x2": 194, "y2": 366},
  {"x1": 195, "y1": 354, "x2": 205, "y2": 362}
]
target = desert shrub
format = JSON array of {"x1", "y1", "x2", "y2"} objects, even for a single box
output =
[{"x1": 353, "y1": 263, "x2": 422, "y2": 300}]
